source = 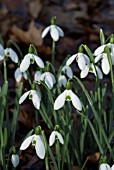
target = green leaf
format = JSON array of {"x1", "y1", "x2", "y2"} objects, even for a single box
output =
[{"x1": 100, "y1": 29, "x2": 105, "y2": 45}]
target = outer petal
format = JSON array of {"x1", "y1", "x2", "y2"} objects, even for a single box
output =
[
  {"x1": 62, "y1": 65, "x2": 73, "y2": 78},
  {"x1": 19, "y1": 91, "x2": 30, "y2": 104},
  {"x1": 110, "y1": 44, "x2": 114, "y2": 65},
  {"x1": 94, "y1": 54, "x2": 102, "y2": 63},
  {"x1": 95, "y1": 66, "x2": 103, "y2": 79},
  {"x1": 14, "y1": 68, "x2": 22, "y2": 82},
  {"x1": 41, "y1": 26, "x2": 50, "y2": 38},
  {"x1": 34, "y1": 71, "x2": 42, "y2": 81},
  {"x1": 20, "y1": 54, "x2": 30, "y2": 72},
  {"x1": 80, "y1": 65, "x2": 89, "y2": 78},
  {"x1": 111, "y1": 165, "x2": 114, "y2": 170},
  {"x1": 45, "y1": 73, "x2": 54, "y2": 89},
  {"x1": 66, "y1": 54, "x2": 77, "y2": 66},
  {"x1": 49, "y1": 131, "x2": 56, "y2": 146},
  {"x1": 35, "y1": 135, "x2": 45, "y2": 159},
  {"x1": 84, "y1": 54, "x2": 90, "y2": 65},
  {"x1": 11, "y1": 154, "x2": 19, "y2": 167},
  {"x1": 101, "y1": 54, "x2": 110, "y2": 75},
  {"x1": 77, "y1": 53, "x2": 86, "y2": 70},
  {"x1": 32, "y1": 90, "x2": 41, "y2": 109},
  {"x1": 49, "y1": 73, "x2": 56, "y2": 84},
  {"x1": 54, "y1": 90, "x2": 67, "y2": 110},
  {"x1": 70, "y1": 90, "x2": 82, "y2": 111},
  {"x1": 9, "y1": 48, "x2": 18, "y2": 63},
  {"x1": 33, "y1": 54, "x2": 44, "y2": 68},
  {"x1": 99, "y1": 163, "x2": 111, "y2": 170},
  {"x1": 50, "y1": 25, "x2": 59, "y2": 41},
  {"x1": 56, "y1": 26, "x2": 64, "y2": 37},
  {"x1": 94, "y1": 44, "x2": 106, "y2": 56},
  {"x1": 20, "y1": 135, "x2": 34, "y2": 150},
  {"x1": 56, "y1": 131, "x2": 64, "y2": 145},
  {"x1": 58, "y1": 75, "x2": 67, "y2": 87},
  {"x1": 0, "y1": 44, "x2": 5, "y2": 60}
]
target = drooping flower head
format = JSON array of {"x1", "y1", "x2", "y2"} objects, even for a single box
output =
[
  {"x1": 49, "y1": 125, "x2": 64, "y2": 146},
  {"x1": 20, "y1": 44, "x2": 44, "y2": 72},
  {"x1": 42, "y1": 16, "x2": 64, "y2": 41},
  {"x1": 10, "y1": 146, "x2": 19, "y2": 168},
  {"x1": 19, "y1": 85, "x2": 41, "y2": 110},
  {"x1": 20, "y1": 126, "x2": 46, "y2": 159},
  {"x1": 99, "y1": 163, "x2": 114, "y2": 170},
  {"x1": 58, "y1": 65, "x2": 73, "y2": 87},
  {"x1": 54, "y1": 80, "x2": 82, "y2": 111},
  {"x1": 14, "y1": 67, "x2": 27, "y2": 82}
]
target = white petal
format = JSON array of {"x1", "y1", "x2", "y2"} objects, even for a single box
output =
[
  {"x1": 50, "y1": 25, "x2": 59, "y2": 41},
  {"x1": 34, "y1": 71, "x2": 42, "y2": 81},
  {"x1": 23, "y1": 72, "x2": 27, "y2": 80},
  {"x1": 11, "y1": 154, "x2": 19, "y2": 167},
  {"x1": 20, "y1": 54, "x2": 30, "y2": 72},
  {"x1": 58, "y1": 75, "x2": 67, "y2": 87},
  {"x1": 77, "y1": 53, "x2": 86, "y2": 70},
  {"x1": 111, "y1": 45, "x2": 114, "y2": 65},
  {"x1": 94, "y1": 54, "x2": 102, "y2": 63},
  {"x1": 54, "y1": 90, "x2": 67, "y2": 110},
  {"x1": 94, "y1": 44, "x2": 106, "y2": 56},
  {"x1": 49, "y1": 73, "x2": 56, "y2": 84},
  {"x1": 5, "y1": 48, "x2": 18, "y2": 63},
  {"x1": 20, "y1": 135, "x2": 34, "y2": 150},
  {"x1": 56, "y1": 26, "x2": 64, "y2": 37},
  {"x1": 33, "y1": 54, "x2": 44, "y2": 68},
  {"x1": 32, "y1": 90, "x2": 41, "y2": 109},
  {"x1": 80, "y1": 65, "x2": 89, "y2": 78},
  {"x1": 111, "y1": 165, "x2": 114, "y2": 170},
  {"x1": 62, "y1": 65, "x2": 73, "y2": 78},
  {"x1": 66, "y1": 54, "x2": 77, "y2": 66},
  {"x1": 70, "y1": 90, "x2": 82, "y2": 111},
  {"x1": 35, "y1": 135, "x2": 45, "y2": 159},
  {"x1": 101, "y1": 54, "x2": 110, "y2": 75},
  {"x1": 49, "y1": 131, "x2": 56, "y2": 146},
  {"x1": 56, "y1": 131, "x2": 64, "y2": 145},
  {"x1": 41, "y1": 26, "x2": 50, "y2": 38},
  {"x1": 95, "y1": 66, "x2": 103, "y2": 79},
  {"x1": 0, "y1": 44, "x2": 5, "y2": 60},
  {"x1": 99, "y1": 163, "x2": 111, "y2": 170},
  {"x1": 14, "y1": 68, "x2": 22, "y2": 82},
  {"x1": 19, "y1": 91, "x2": 30, "y2": 104},
  {"x1": 84, "y1": 54, "x2": 90, "y2": 65},
  {"x1": 45, "y1": 73, "x2": 54, "y2": 89}
]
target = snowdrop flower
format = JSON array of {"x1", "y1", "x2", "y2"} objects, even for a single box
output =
[
  {"x1": 54, "y1": 81, "x2": 82, "y2": 111},
  {"x1": 66, "y1": 52, "x2": 90, "y2": 70},
  {"x1": 94, "y1": 43, "x2": 114, "y2": 75},
  {"x1": 14, "y1": 67, "x2": 27, "y2": 82},
  {"x1": 35, "y1": 71, "x2": 56, "y2": 89},
  {"x1": 11, "y1": 154, "x2": 19, "y2": 167},
  {"x1": 58, "y1": 65, "x2": 73, "y2": 87},
  {"x1": 99, "y1": 163, "x2": 114, "y2": 170},
  {"x1": 0, "y1": 44, "x2": 5, "y2": 60},
  {"x1": 5, "y1": 48, "x2": 18, "y2": 63},
  {"x1": 49, "y1": 130, "x2": 64, "y2": 146},
  {"x1": 20, "y1": 128, "x2": 45, "y2": 159},
  {"x1": 19, "y1": 89, "x2": 41, "y2": 109},
  {"x1": 80, "y1": 63, "x2": 103, "y2": 79},
  {"x1": 42, "y1": 16, "x2": 64, "y2": 41}
]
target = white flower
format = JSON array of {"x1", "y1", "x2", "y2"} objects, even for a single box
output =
[
  {"x1": 66, "y1": 53, "x2": 90, "y2": 70},
  {"x1": 54, "y1": 89, "x2": 82, "y2": 111},
  {"x1": 0, "y1": 44, "x2": 5, "y2": 60},
  {"x1": 11, "y1": 154, "x2": 19, "y2": 167},
  {"x1": 42, "y1": 25, "x2": 64, "y2": 41},
  {"x1": 19, "y1": 90, "x2": 41, "y2": 109},
  {"x1": 49, "y1": 131, "x2": 64, "y2": 146},
  {"x1": 80, "y1": 63, "x2": 103, "y2": 79},
  {"x1": 5, "y1": 48, "x2": 18, "y2": 63},
  {"x1": 58, "y1": 65, "x2": 73, "y2": 87},
  {"x1": 99, "y1": 163, "x2": 114, "y2": 170},
  {"x1": 20, "y1": 53, "x2": 44, "y2": 72},
  {"x1": 94, "y1": 43, "x2": 114, "y2": 75},
  {"x1": 14, "y1": 67, "x2": 27, "y2": 82},
  {"x1": 35, "y1": 71, "x2": 56, "y2": 89},
  {"x1": 20, "y1": 134, "x2": 45, "y2": 159}
]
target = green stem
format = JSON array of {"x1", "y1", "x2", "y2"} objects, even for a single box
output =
[
  {"x1": 56, "y1": 139, "x2": 60, "y2": 170},
  {"x1": 52, "y1": 40, "x2": 56, "y2": 65},
  {"x1": 3, "y1": 58, "x2": 7, "y2": 82}
]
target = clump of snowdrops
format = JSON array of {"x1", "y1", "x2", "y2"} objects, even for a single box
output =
[{"x1": 0, "y1": 16, "x2": 114, "y2": 170}]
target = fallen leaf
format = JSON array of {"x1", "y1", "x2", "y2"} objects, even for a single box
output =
[
  {"x1": 10, "y1": 20, "x2": 43, "y2": 46},
  {"x1": 88, "y1": 152, "x2": 100, "y2": 164}
]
